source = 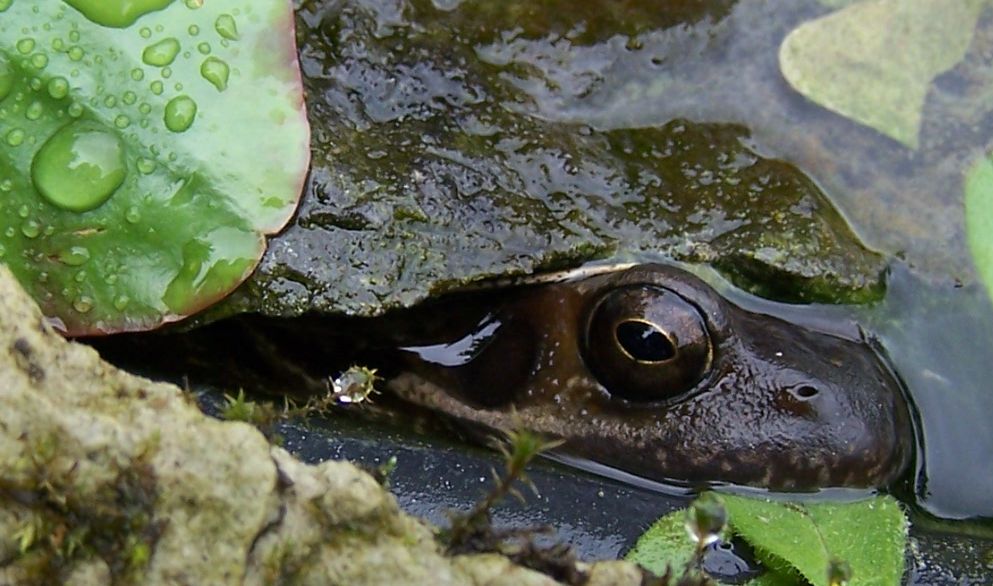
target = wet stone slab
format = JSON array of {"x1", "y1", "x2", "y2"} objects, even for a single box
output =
[{"x1": 209, "y1": 0, "x2": 886, "y2": 322}]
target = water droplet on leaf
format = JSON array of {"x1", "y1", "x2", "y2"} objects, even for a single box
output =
[
  {"x1": 215, "y1": 14, "x2": 238, "y2": 40},
  {"x1": 136, "y1": 157, "x2": 155, "y2": 173},
  {"x1": 16, "y1": 38, "x2": 35, "y2": 55},
  {"x1": 25, "y1": 101, "x2": 44, "y2": 120},
  {"x1": 6, "y1": 128, "x2": 25, "y2": 146},
  {"x1": 47, "y1": 77, "x2": 69, "y2": 99},
  {"x1": 30, "y1": 53, "x2": 48, "y2": 70},
  {"x1": 32, "y1": 120, "x2": 127, "y2": 212},
  {"x1": 62, "y1": 0, "x2": 175, "y2": 28},
  {"x1": 142, "y1": 37, "x2": 180, "y2": 67},
  {"x1": 163, "y1": 95, "x2": 196, "y2": 132},
  {"x1": 72, "y1": 294, "x2": 93, "y2": 313},
  {"x1": 58, "y1": 245, "x2": 90, "y2": 266},
  {"x1": 20, "y1": 219, "x2": 40, "y2": 238},
  {"x1": 200, "y1": 57, "x2": 229, "y2": 91}
]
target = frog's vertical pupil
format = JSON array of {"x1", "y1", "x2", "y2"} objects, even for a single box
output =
[{"x1": 615, "y1": 320, "x2": 674, "y2": 362}]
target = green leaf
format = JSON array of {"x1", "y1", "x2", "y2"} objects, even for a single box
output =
[
  {"x1": 0, "y1": 0, "x2": 308, "y2": 335},
  {"x1": 779, "y1": 0, "x2": 985, "y2": 149},
  {"x1": 628, "y1": 494, "x2": 907, "y2": 585},
  {"x1": 966, "y1": 155, "x2": 993, "y2": 302},
  {"x1": 720, "y1": 494, "x2": 907, "y2": 586},
  {"x1": 625, "y1": 508, "x2": 698, "y2": 577}
]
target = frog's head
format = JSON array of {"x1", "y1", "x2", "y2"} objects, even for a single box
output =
[{"x1": 390, "y1": 264, "x2": 913, "y2": 490}]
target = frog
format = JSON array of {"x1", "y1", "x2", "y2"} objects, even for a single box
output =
[
  {"x1": 89, "y1": 262, "x2": 913, "y2": 492},
  {"x1": 382, "y1": 263, "x2": 913, "y2": 491}
]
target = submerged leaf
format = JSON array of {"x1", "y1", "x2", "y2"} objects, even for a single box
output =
[
  {"x1": 780, "y1": 0, "x2": 985, "y2": 148},
  {"x1": 0, "y1": 0, "x2": 308, "y2": 334},
  {"x1": 966, "y1": 155, "x2": 993, "y2": 303}
]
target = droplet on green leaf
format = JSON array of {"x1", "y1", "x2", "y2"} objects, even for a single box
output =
[
  {"x1": 30, "y1": 53, "x2": 48, "y2": 70},
  {"x1": 142, "y1": 37, "x2": 180, "y2": 67},
  {"x1": 73, "y1": 294, "x2": 94, "y2": 313},
  {"x1": 6, "y1": 128, "x2": 25, "y2": 146},
  {"x1": 25, "y1": 101, "x2": 44, "y2": 121},
  {"x1": 47, "y1": 77, "x2": 70, "y2": 99},
  {"x1": 16, "y1": 38, "x2": 35, "y2": 54},
  {"x1": 215, "y1": 14, "x2": 238, "y2": 40},
  {"x1": 58, "y1": 245, "x2": 91, "y2": 266},
  {"x1": 20, "y1": 219, "x2": 40, "y2": 238},
  {"x1": 200, "y1": 56, "x2": 229, "y2": 91},
  {"x1": 163, "y1": 95, "x2": 196, "y2": 132},
  {"x1": 62, "y1": 0, "x2": 175, "y2": 28},
  {"x1": 124, "y1": 205, "x2": 142, "y2": 223},
  {"x1": 31, "y1": 120, "x2": 127, "y2": 212}
]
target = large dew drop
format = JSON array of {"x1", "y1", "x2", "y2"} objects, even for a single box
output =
[
  {"x1": 142, "y1": 37, "x2": 181, "y2": 67},
  {"x1": 164, "y1": 95, "x2": 196, "y2": 132},
  {"x1": 200, "y1": 57, "x2": 229, "y2": 91},
  {"x1": 63, "y1": 0, "x2": 175, "y2": 28},
  {"x1": 32, "y1": 120, "x2": 127, "y2": 212},
  {"x1": 214, "y1": 14, "x2": 239, "y2": 40}
]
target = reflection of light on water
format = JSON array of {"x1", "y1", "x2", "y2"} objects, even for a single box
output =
[{"x1": 400, "y1": 315, "x2": 501, "y2": 367}]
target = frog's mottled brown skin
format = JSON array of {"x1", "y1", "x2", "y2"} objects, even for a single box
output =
[
  {"x1": 388, "y1": 264, "x2": 913, "y2": 490},
  {"x1": 91, "y1": 263, "x2": 912, "y2": 491}
]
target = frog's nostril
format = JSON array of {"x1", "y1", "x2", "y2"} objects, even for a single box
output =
[{"x1": 790, "y1": 384, "x2": 820, "y2": 400}]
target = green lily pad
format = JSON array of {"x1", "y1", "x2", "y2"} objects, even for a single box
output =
[
  {"x1": 780, "y1": 0, "x2": 985, "y2": 149},
  {"x1": 625, "y1": 508, "x2": 698, "y2": 578},
  {"x1": 0, "y1": 0, "x2": 308, "y2": 335}
]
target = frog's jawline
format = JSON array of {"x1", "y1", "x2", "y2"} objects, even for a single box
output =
[{"x1": 387, "y1": 264, "x2": 914, "y2": 492}]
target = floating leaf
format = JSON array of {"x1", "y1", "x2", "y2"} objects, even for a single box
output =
[
  {"x1": 779, "y1": 0, "x2": 985, "y2": 149},
  {"x1": 625, "y1": 508, "x2": 698, "y2": 577},
  {"x1": 0, "y1": 0, "x2": 308, "y2": 335},
  {"x1": 721, "y1": 494, "x2": 907, "y2": 586},
  {"x1": 966, "y1": 155, "x2": 993, "y2": 303}
]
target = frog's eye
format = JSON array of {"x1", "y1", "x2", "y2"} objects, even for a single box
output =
[{"x1": 584, "y1": 285, "x2": 712, "y2": 402}]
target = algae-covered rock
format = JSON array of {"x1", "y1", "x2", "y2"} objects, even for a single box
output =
[
  {"x1": 209, "y1": 0, "x2": 885, "y2": 323},
  {"x1": 0, "y1": 264, "x2": 637, "y2": 585}
]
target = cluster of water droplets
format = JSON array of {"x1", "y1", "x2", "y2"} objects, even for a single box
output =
[{"x1": 0, "y1": 0, "x2": 243, "y2": 318}]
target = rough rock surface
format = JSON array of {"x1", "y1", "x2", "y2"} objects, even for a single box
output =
[{"x1": 0, "y1": 265, "x2": 638, "y2": 585}]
